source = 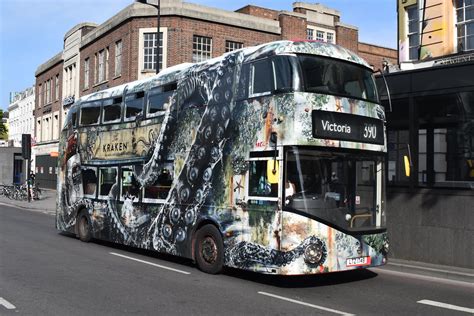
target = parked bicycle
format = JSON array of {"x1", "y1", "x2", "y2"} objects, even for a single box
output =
[{"x1": 0, "y1": 183, "x2": 42, "y2": 201}]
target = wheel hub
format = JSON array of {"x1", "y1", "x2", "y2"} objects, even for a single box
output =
[{"x1": 201, "y1": 236, "x2": 217, "y2": 264}]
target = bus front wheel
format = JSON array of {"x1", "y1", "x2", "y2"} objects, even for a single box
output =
[
  {"x1": 194, "y1": 224, "x2": 224, "y2": 274},
  {"x1": 77, "y1": 210, "x2": 92, "y2": 242}
]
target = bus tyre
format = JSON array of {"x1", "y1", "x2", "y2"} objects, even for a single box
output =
[
  {"x1": 195, "y1": 224, "x2": 224, "y2": 274},
  {"x1": 77, "y1": 210, "x2": 92, "y2": 242}
]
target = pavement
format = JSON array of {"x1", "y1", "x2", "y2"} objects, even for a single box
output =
[
  {"x1": 1, "y1": 188, "x2": 472, "y2": 284},
  {"x1": 0, "y1": 187, "x2": 56, "y2": 215}
]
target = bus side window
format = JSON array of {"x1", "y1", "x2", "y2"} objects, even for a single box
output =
[
  {"x1": 103, "y1": 97, "x2": 122, "y2": 124},
  {"x1": 82, "y1": 167, "x2": 97, "y2": 197},
  {"x1": 63, "y1": 108, "x2": 77, "y2": 131},
  {"x1": 98, "y1": 167, "x2": 117, "y2": 198},
  {"x1": 236, "y1": 63, "x2": 250, "y2": 100},
  {"x1": 272, "y1": 55, "x2": 297, "y2": 93},
  {"x1": 147, "y1": 83, "x2": 176, "y2": 116},
  {"x1": 249, "y1": 59, "x2": 273, "y2": 97},
  {"x1": 121, "y1": 167, "x2": 140, "y2": 200},
  {"x1": 80, "y1": 101, "x2": 101, "y2": 126},
  {"x1": 143, "y1": 162, "x2": 174, "y2": 201},
  {"x1": 71, "y1": 110, "x2": 77, "y2": 128},
  {"x1": 248, "y1": 160, "x2": 278, "y2": 198},
  {"x1": 125, "y1": 91, "x2": 144, "y2": 121}
]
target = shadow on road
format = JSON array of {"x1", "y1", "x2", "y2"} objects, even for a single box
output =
[
  {"x1": 59, "y1": 232, "x2": 378, "y2": 287},
  {"x1": 223, "y1": 267, "x2": 378, "y2": 288}
]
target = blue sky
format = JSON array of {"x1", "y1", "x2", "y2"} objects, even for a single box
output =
[{"x1": 0, "y1": 0, "x2": 397, "y2": 111}]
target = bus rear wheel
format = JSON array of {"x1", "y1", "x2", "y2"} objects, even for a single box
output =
[
  {"x1": 77, "y1": 210, "x2": 92, "y2": 242},
  {"x1": 195, "y1": 224, "x2": 224, "y2": 274}
]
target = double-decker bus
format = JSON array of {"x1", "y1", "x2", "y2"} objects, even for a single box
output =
[{"x1": 57, "y1": 40, "x2": 388, "y2": 275}]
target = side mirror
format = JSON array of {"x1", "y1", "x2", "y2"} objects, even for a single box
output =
[
  {"x1": 404, "y1": 155, "x2": 411, "y2": 177},
  {"x1": 267, "y1": 160, "x2": 279, "y2": 184},
  {"x1": 403, "y1": 143, "x2": 413, "y2": 177}
]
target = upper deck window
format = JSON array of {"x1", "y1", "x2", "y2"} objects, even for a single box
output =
[
  {"x1": 125, "y1": 91, "x2": 144, "y2": 121},
  {"x1": 63, "y1": 107, "x2": 78, "y2": 130},
  {"x1": 249, "y1": 59, "x2": 273, "y2": 97},
  {"x1": 102, "y1": 97, "x2": 122, "y2": 124},
  {"x1": 80, "y1": 101, "x2": 101, "y2": 126},
  {"x1": 147, "y1": 83, "x2": 176, "y2": 116},
  {"x1": 272, "y1": 55, "x2": 299, "y2": 93},
  {"x1": 298, "y1": 55, "x2": 378, "y2": 104}
]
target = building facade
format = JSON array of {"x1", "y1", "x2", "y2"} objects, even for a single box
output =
[
  {"x1": 0, "y1": 110, "x2": 8, "y2": 146},
  {"x1": 35, "y1": 0, "x2": 397, "y2": 189},
  {"x1": 34, "y1": 53, "x2": 63, "y2": 189},
  {"x1": 375, "y1": 0, "x2": 473, "y2": 269},
  {"x1": 7, "y1": 86, "x2": 35, "y2": 148}
]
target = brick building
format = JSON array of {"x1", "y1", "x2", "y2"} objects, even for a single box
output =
[{"x1": 34, "y1": 0, "x2": 397, "y2": 189}]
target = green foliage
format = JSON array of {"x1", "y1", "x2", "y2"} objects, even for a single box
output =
[{"x1": 0, "y1": 109, "x2": 8, "y2": 140}]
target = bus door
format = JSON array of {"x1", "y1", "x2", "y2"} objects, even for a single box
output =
[{"x1": 244, "y1": 152, "x2": 282, "y2": 249}]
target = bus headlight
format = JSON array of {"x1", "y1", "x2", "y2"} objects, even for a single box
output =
[{"x1": 303, "y1": 238, "x2": 327, "y2": 266}]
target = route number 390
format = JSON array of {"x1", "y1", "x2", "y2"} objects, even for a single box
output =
[{"x1": 364, "y1": 124, "x2": 377, "y2": 139}]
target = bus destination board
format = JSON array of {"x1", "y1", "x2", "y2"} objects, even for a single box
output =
[{"x1": 312, "y1": 110, "x2": 384, "y2": 145}]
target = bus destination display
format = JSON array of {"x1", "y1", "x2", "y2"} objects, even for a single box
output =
[{"x1": 312, "y1": 110, "x2": 384, "y2": 145}]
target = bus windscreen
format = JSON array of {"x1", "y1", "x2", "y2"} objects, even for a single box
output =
[{"x1": 299, "y1": 55, "x2": 378, "y2": 104}]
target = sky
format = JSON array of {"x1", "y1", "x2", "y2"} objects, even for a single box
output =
[{"x1": 0, "y1": 0, "x2": 397, "y2": 111}]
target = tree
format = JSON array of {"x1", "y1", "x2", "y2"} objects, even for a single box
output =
[{"x1": 0, "y1": 109, "x2": 8, "y2": 140}]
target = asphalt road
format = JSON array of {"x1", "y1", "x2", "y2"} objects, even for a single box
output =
[{"x1": 1, "y1": 204, "x2": 473, "y2": 315}]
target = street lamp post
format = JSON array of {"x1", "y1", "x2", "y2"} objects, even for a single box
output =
[{"x1": 137, "y1": 0, "x2": 161, "y2": 74}]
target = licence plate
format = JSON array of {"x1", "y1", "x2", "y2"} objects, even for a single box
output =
[{"x1": 346, "y1": 256, "x2": 371, "y2": 267}]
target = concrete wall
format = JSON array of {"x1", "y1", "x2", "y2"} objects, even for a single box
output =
[
  {"x1": 0, "y1": 147, "x2": 22, "y2": 185},
  {"x1": 387, "y1": 188, "x2": 473, "y2": 269}
]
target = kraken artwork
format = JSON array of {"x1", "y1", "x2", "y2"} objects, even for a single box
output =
[{"x1": 56, "y1": 40, "x2": 388, "y2": 275}]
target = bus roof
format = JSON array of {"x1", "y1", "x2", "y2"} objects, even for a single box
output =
[
  {"x1": 242, "y1": 40, "x2": 371, "y2": 68},
  {"x1": 75, "y1": 40, "x2": 370, "y2": 105}
]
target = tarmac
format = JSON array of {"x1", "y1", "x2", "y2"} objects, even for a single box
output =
[{"x1": 0, "y1": 188, "x2": 472, "y2": 284}]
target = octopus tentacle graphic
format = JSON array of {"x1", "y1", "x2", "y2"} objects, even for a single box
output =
[
  {"x1": 145, "y1": 52, "x2": 244, "y2": 255},
  {"x1": 225, "y1": 236, "x2": 327, "y2": 269}
]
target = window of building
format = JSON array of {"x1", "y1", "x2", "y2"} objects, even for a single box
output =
[
  {"x1": 192, "y1": 35, "x2": 212, "y2": 62},
  {"x1": 124, "y1": 91, "x2": 144, "y2": 121},
  {"x1": 456, "y1": 0, "x2": 474, "y2": 51},
  {"x1": 316, "y1": 30, "x2": 325, "y2": 41},
  {"x1": 68, "y1": 66, "x2": 73, "y2": 96},
  {"x1": 105, "y1": 47, "x2": 109, "y2": 80},
  {"x1": 84, "y1": 58, "x2": 90, "y2": 89},
  {"x1": 99, "y1": 167, "x2": 117, "y2": 198},
  {"x1": 143, "y1": 32, "x2": 163, "y2": 71},
  {"x1": 55, "y1": 75, "x2": 59, "y2": 101},
  {"x1": 80, "y1": 101, "x2": 101, "y2": 126},
  {"x1": 327, "y1": 32, "x2": 334, "y2": 44},
  {"x1": 225, "y1": 40, "x2": 243, "y2": 52},
  {"x1": 46, "y1": 79, "x2": 51, "y2": 104},
  {"x1": 38, "y1": 84, "x2": 42, "y2": 107},
  {"x1": 407, "y1": 5, "x2": 420, "y2": 60},
  {"x1": 115, "y1": 40, "x2": 122, "y2": 77},
  {"x1": 98, "y1": 49, "x2": 105, "y2": 83},
  {"x1": 306, "y1": 28, "x2": 314, "y2": 40},
  {"x1": 102, "y1": 97, "x2": 122, "y2": 124},
  {"x1": 386, "y1": 92, "x2": 474, "y2": 188},
  {"x1": 94, "y1": 53, "x2": 98, "y2": 84}
]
